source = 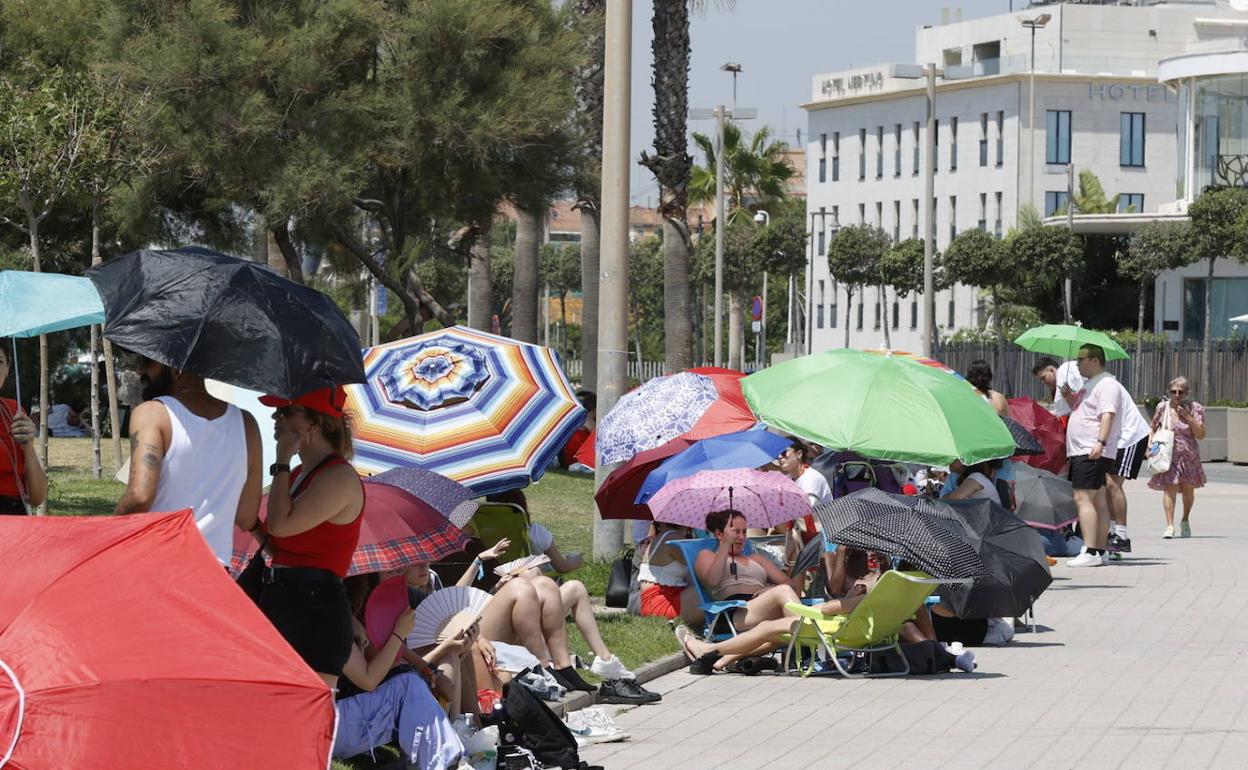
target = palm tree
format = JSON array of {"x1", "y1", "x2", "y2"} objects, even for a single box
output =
[
  {"x1": 688, "y1": 122, "x2": 794, "y2": 367},
  {"x1": 573, "y1": 0, "x2": 604, "y2": 389}
]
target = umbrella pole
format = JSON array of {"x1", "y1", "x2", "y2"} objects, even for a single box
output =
[{"x1": 11, "y1": 338, "x2": 20, "y2": 409}]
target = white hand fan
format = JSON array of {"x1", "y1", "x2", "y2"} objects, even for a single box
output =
[
  {"x1": 493, "y1": 554, "x2": 551, "y2": 578},
  {"x1": 406, "y1": 586, "x2": 493, "y2": 648}
]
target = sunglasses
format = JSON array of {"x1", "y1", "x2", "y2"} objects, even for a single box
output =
[{"x1": 1170, "y1": 389, "x2": 1187, "y2": 395}]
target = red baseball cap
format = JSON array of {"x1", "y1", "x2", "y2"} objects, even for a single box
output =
[{"x1": 259, "y1": 386, "x2": 347, "y2": 418}]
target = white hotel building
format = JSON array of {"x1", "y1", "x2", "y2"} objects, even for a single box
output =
[{"x1": 801, "y1": 0, "x2": 1248, "y2": 354}]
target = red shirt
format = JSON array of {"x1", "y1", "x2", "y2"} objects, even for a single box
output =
[
  {"x1": 269, "y1": 456, "x2": 364, "y2": 577},
  {"x1": 0, "y1": 399, "x2": 27, "y2": 499}
]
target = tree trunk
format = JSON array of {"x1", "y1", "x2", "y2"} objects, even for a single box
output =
[
  {"x1": 1134, "y1": 280, "x2": 1147, "y2": 396},
  {"x1": 1202, "y1": 256, "x2": 1215, "y2": 402},
  {"x1": 992, "y1": 287, "x2": 1008, "y2": 392},
  {"x1": 727, "y1": 292, "x2": 743, "y2": 371},
  {"x1": 844, "y1": 286, "x2": 853, "y2": 349},
  {"x1": 468, "y1": 223, "x2": 494, "y2": 332},
  {"x1": 662, "y1": 219, "x2": 694, "y2": 372},
  {"x1": 329, "y1": 219, "x2": 424, "y2": 335},
  {"x1": 879, "y1": 285, "x2": 892, "y2": 349},
  {"x1": 512, "y1": 206, "x2": 542, "y2": 342},
  {"x1": 693, "y1": 284, "x2": 705, "y2": 365},
  {"x1": 265, "y1": 228, "x2": 288, "y2": 278},
  {"x1": 403, "y1": 269, "x2": 454, "y2": 329},
  {"x1": 579, "y1": 207, "x2": 600, "y2": 389},
  {"x1": 270, "y1": 220, "x2": 306, "y2": 285}
]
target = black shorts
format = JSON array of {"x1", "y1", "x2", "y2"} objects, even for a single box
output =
[
  {"x1": 1113, "y1": 436, "x2": 1149, "y2": 480},
  {"x1": 258, "y1": 568, "x2": 353, "y2": 676},
  {"x1": 1069, "y1": 455, "x2": 1112, "y2": 490},
  {"x1": 0, "y1": 496, "x2": 26, "y2": 515}
]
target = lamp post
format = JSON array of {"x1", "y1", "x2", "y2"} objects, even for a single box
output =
[
  {"x1": 754, "y1": 209, "x2": 770, "y2": 369},
  {"x1": 691, "y1": 104, "x2": 757, "y2": 367},
  {"x1": 1021, "y1": 13, "x2": 1051, "y2": 210},
  {"x1": 721, "y1": 62, "x2": 742, "y2": 110}
]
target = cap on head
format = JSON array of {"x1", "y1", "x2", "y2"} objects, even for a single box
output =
[{"x1": 260, "y1": 386, "x2": 347, "y2": 417}]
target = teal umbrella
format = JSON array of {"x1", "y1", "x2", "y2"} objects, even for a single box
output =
[
  {"x1": 1013, "y1": 324, "x2": 1129, "y2": 361},
  {"x1": 741, "y1": 349, "x2": 1016, "y2": 466},
  {"x1": 0, "y1": 271, "x2": 105, "y2": 338}
]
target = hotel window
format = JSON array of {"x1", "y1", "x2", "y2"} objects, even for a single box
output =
[
  {"x1": 910, "y1": 299, "x2": 918, "y2": 329},
  {"x1": 1120, "y1": 112, "x2": 1145, "y2": 167},
  {"x1": 947, "y1": 298, "x2": 956, "y2": 328},
  {"x1": 912, "y1": 198, "x2": 920, "y2": 239},
  {"x1": 995, "y1": 111, "x2": 1004, "y2": 166},
  {"x1": 949, "y1": 195, "x2": 957, "y2": 243},
  {"x1": 949, "y1": 117, "x2": 958, "y2": 171},
  {"x1": 818, "y1": 206, "x2": 827, "y2": 255},
  {"x1": 893, "y1": 200, "x2": 901, "y2": 242},
  {"x1": 873, "y1": 301, "x2": 881, "y2": 330},
  {"x1": 876, "y1": 201, "x2": 883, "y2": 227},
  {"x1": 892, "y1": 300, "x2": 900, "y2": 330},
  {"x1": 831, "y1": 205, "x2": 839, "y2": 230},
  {"x1": 818, "y1": 133, "x2": 827, "y2": 183},
  {"x1": 832, "y1": 132, "x2": 840, "y2": 181},
  {"x1": 858, "y1": 203, "x2": 866, "y2": 224},
  {"x1": 1044, "y1": 191, "x2": 1069, "y2": 217},
  {"x1": 933, "y1": 119, "x2": 940, "y2": 173},
  {"x1": 817, "y1": 280, "x2": 825, "y2": 328},
  {"x1": 994, "y1": 192, "x2": 1003, "y2": 237},
  {"x1": 830, "y1": 293, "x2": 838, "y2": 328},
  {"x1": 1046, "y1": 110, "x2": 1071, "y2": 165},
  {"x1": 858, "y1": 128, "x2": 867, "y2": 180},
  {"x1": 1119, "y1": 193, "x2": 1145, "y2": 213},
  {"x1": 913, "y1": 122, "x2": 920, "y2": 174},
  {"x1": 978, "y1": 193, "x2": 987, "y2": 232},
  {"x1": 894, "y1": 124, "x2": 902, "y2": 177},
  {"x1": 876, "y1": 126, "x2": 884, "y2": 179},
  {"x1": 856, "y1": 302, "x2": 864, "y2": 330},
  {"x1": 979, "y1": 113, "x2": 989, "y2": 167}
]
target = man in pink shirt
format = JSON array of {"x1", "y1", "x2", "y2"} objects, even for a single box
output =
[{"x1": 1064, "y1": 344, "x2": 1121, "y2": 568}]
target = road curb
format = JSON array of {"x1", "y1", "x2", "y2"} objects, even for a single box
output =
[{"x1": 555, "y1": 651, "x2": 687, "y2": 716}]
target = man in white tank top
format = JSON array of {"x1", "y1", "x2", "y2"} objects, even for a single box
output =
[{"x1": 115, "y1": 357, "x2": 262, "y2": 565}]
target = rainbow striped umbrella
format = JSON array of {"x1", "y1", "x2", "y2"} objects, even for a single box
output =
[{"x1": 346, "y1": 326, "x2": 585, "y2": 494}]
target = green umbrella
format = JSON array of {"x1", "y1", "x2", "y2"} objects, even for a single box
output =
[
  {"x1": 740, "y1": 349, "x2": 1016, "y2": 466},
  {"x1": 1013, "y1": 324, "x2": 1129, "y2": 361}
]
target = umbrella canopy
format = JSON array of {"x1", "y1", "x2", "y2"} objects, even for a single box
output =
[
  {"x1": 742, "y1": 349, "x2": 1016, "y2": 466},
  {"x1": 1008, "y1": 397, "x2": 1066, "y2": 474},
  {"x1": 636, "y1": 429, "x2": 792, "y2": 504},
  {"x1": 647, "y1": 468, "x2": 810, "y2": 530},
  {"x1": 86, "y1": 247, "x2": 365, "y2": 398},
  {"x1": 346, "y1": 326, "x2": 584, "y2": 494},
  {"x1": 593, "y1": 370, "x2": 756, "y2": 466},
  {"x1": 1014, "y1": 323, "x2": 1129, "y2": 361},
  {"x1": 929, "y1": 498, "x2": 1052, "y2": 618},
  {"x1": 1002, "y1": 415, "x2": 1044, "y2": 456},
  {"x1": 814, "y1": 489, "x2": 987, "y2": 580},
  {"x1": 365, "y1": 467, "x2": 481, "y2": 529},
  {"x1": 0, "y1": 271, "x2": 105, "y2": 338},
  {"x1": 593, "y1": 438, "x2": 695, "y2": 520},
  {"x1": 1012, "y1": 462, "x2": 1079, "y2": 531},
  {"x1": 0, "y1": 511, "x2": 335, "y2": 768}
]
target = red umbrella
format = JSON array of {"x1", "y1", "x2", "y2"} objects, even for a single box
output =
[
  {"x1": 1008, "y1": 397, "x2": 1066, "y2": 475},
  {"x1": 574, "y1": 370, "x2": 756, "y2": 469},
  {"x1": 230, "y1": 485, "x2": 470, "y2": 577},
  {"x1": 0, "y1": 511, "x2": 334, "y2": 769},
  {"x1": 594, "y1": 438, "x2": 696, "y2": 520}
]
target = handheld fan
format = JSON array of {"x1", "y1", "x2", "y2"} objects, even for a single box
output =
[
  {"x1": 493, "y1": 554, "x2": 551, "y2": 578},
  {"x1": 406, "y1": 586, "x2": 493, "y2": 648}
]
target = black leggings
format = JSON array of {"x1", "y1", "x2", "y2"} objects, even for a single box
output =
[{"x1": 258, "y1": 569, "x2": 354, "y2": 676}]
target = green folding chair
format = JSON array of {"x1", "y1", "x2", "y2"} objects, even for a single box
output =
[{"x1": 783, "y1": 570, "x2": 967, "y2": 678}]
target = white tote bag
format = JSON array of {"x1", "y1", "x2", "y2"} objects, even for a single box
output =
[{"x1": 1147, "y1": 404, "x2": 1174, "y2": 474}]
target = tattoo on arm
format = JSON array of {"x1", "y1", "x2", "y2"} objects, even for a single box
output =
[{"x1": 141, "y1": 446, "x2": 162, "y2": 469}]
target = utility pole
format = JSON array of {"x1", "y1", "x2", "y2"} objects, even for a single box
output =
[
  {"x1": 1065, "y1": 162, "x2": 1075, "y2": 323},
  {"x1": 923, "y1": 63, "x2": 937, "y2": 358},
  {"x1": 714, "y1": 105, "x2": 727, "y2": 367},
  {"x1": 592, "y1": 0, "x2": 631, "y2": 558},
  {"x1": 1022, "y1": 14, "x2": 1052, "y2": 210}
]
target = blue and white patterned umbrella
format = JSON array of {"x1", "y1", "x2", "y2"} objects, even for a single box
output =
[{"x1": 595, "y1": 372, "x2": 721, "y2": 465}]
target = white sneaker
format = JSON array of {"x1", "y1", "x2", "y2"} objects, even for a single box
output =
[
  {"x1": 954, "y1": 650, "x2": 977, "y2": 672},
  {"x1": 591, "y1": 654, "x2": 634, "y2": 681},
  {"x1": 565, "y1": 707, "x2": 630, "y2": 744},
  {"x1": 983, "y1": 618, "x2": 1014, "y2": 646},
  {"x1": 1100, "y1": 550, "x2": 1111, "y2": 566},
  {"x1": 1163, "y1": 525, "x2": 1174, "y2": 539},
  {"x1": 943, "y1": 641, "x2": 965, "y2": 656},
  {"x1": 1065, "y1": 549, "x2": 1104, "y2": 568}
]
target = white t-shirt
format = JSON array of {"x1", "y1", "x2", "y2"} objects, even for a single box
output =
[
  {"x1": 795, "y1": 466, "x2": 832, "y2": 506},
  {"x1": 1066, "y1": 373, "x2": 1121, "y2": 457},
  {"x1": 528, "y1": 522, "x2": 554, "y2": 554},
  {"x1": 963, "y1": 472, "x2": 1002, "y2": 504},
  {"x1": 1049, "y1": 361, "x2": 1085, "y2": 417},
  {"x1": 1109, "y1": 376, "x2": 1149, "y2": 448}
]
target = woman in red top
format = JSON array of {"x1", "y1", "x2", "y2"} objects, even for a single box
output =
[
  {"x1": 0, "y1": 344, "x2": 47, "y2": 514},
  {"x1": 257, "y1": 386, "x2": 364, "y2": 688}
]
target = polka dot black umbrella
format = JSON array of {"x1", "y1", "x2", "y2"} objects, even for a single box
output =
[{"x1": 814, "y1": 488, "x2": 987, "y2": 581}]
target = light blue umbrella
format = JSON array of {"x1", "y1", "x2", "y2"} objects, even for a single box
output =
[
  {"x1": 635, "y1": 429, "x2": 792, "y2": 504},
  {"x1": 0, "y1": 270, "x2": 105, "y2": 338}
]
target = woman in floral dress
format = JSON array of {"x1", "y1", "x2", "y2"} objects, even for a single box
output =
[{"x1": 1147, "y1": 376, "x2": 1206, "y2": 538}]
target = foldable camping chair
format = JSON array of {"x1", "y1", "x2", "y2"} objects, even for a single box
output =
[
  {"x1": 783, "y1": 570, "x2": 970, "y2": 678},
  {"x1": 671, "y1": 538, "x2": 755, "y2": 642}
]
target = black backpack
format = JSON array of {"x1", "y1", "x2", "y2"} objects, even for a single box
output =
[{"x1": 500, "y1": 683, "x2": 583, "y2": 769}]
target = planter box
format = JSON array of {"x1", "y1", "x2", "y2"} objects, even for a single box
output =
[
  {"x1": 1202, "y1": 406, "x2": 1229, "y2": 463},
  {"x1": 1228, "y1": 408, "x2": 1248, "y2": 465}
]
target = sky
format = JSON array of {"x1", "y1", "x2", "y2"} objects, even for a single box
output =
[{"x1": 625, "y1": 0, "x2": 1012, "y2": 205}]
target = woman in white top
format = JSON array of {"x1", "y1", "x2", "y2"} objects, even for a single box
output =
[
  {"x1": 945, "y1": 458, "x2": 1003, "y2": 504},
  {"x1": 637, "y1": 522, "x2": 702, "y2": 625}
]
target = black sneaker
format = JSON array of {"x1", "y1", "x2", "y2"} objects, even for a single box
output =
[
  {"x1": 551, "y1": 665, "x2": 596, "y2": 693},
  {"x1": 597, "y1": 678, "x2": 661, "y2": 705},
  {"x1": 1107, "y1": 533, "x2": 1133, "y2": 553}
]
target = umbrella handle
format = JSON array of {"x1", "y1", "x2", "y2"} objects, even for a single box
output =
[
  {"x1": 10, "y1": 339, "x2": 19, "y2": 410},
  {"x1": 0, "y1": 657, "x2": 25, "y2": 768}
]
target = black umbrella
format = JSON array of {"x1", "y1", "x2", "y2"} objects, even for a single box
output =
[
  {"x1": 814, "y1": 488, "x2": 986, "y2": 581},
  {"x1": 87, "y1": 247, "x2": 365, "y2": 398},
  {"x1": 928, "y1": 498, "x2": 1052, "y2": 619},
  {"x1": 1012, "y1": 463, "x2": 1078, "y2": 531},
  {"x1": 1001, "y1": 415, "x2": 1043, "y2": 456}
]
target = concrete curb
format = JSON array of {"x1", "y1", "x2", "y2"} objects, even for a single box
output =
[{"x1": 554, "y1": 651, "x2": 688, "y2": 716}]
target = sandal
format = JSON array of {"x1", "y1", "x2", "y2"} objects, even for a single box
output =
[
  {"x1": 688, "y1": 652, "x2": 722, "y2": 675},
  {"x1": 674, "y1": 625, "x2": 698, "y2": 662}
]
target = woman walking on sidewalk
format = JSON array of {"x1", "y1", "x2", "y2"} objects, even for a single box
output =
[{"x1": 1148, "y1": 377, "x2": 1206, "y2": 539}]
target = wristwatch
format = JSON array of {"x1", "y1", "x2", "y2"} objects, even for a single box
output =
[{"x1": 269, "y1": 462, "x2": 291, "y2": 477}]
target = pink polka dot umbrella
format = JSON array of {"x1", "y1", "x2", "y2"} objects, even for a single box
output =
[{"x1": 645, "y1": 468, "x2": 811, "y2": 530}]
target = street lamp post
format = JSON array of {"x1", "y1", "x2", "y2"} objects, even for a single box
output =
[
  {"x1": 721, "y1": 62, "x2": 742, "y2": 110},
  {"x1": 1021, "y1": 14, "x2": 1051, "y2": 210},
  {"x1": 754, "y1": 209, "x2": 770, "y2": 370}
]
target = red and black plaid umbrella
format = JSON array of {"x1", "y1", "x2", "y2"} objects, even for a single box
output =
[{"x1": 230, "y1": 479, "x2": 470, "y2": 577}]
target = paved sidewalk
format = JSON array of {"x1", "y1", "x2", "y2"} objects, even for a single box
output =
[{"x1": 584, "y1": 478, "x2": 1248, "y2": 769}]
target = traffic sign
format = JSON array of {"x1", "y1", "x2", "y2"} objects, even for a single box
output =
[{"x1": 751, "y1": 296, "x2": 763, "y2": 321}]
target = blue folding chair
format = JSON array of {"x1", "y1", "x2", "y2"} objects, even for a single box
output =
[{"x1": 671, "y1": 538, "x2": 755, "y2": 641}]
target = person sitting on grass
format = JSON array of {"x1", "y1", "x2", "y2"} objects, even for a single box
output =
[{"x1": 334, "y1": 599, "x2": 465, "y2": 769}]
